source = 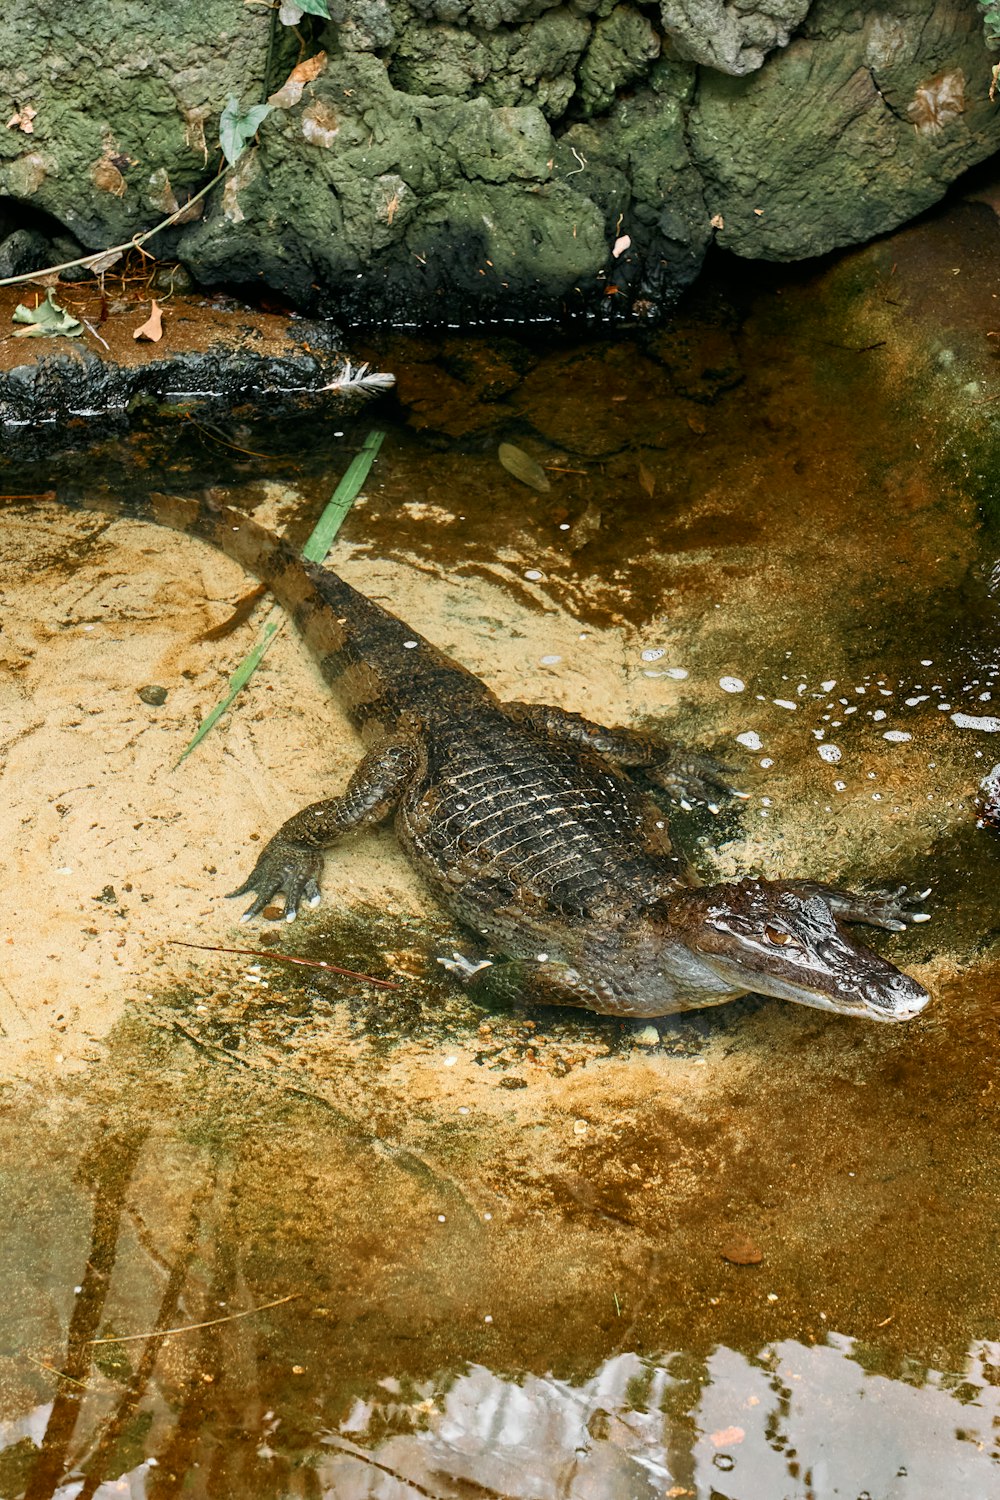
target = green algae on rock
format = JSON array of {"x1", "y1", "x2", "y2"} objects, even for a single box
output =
[{"x1": 2, "y1": 0, "x2": 1000, "y2": 320}]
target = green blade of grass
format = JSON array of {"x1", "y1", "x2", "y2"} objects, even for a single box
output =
[
  {"x1": 301, "y1": 428, "x2": 385, "y2": 563},
  {"x1": 175, "y1": 428, "x2": 386, "y2": 766}
]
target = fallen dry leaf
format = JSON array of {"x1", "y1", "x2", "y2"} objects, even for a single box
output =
[
  {"x1": 638, "y1": 461, "x2": 655, "y2": 498},
  {"x1": 269, "y1": 50, "x2": 328, "y2": 108},
  {"x1": 710, "y1": 1426, "x2": 746, "y2": 1448},
  {"x1": 91, "y1": 158, "x2": 127, "y2": 197},
  {"x1": 720, "y1": 1235, "x2": 763, "y2": 1265},
  {"x1": 6, "y1": 104, "x2": 37, "y2": 134},
  {"x1": 133, "y1": 301, "x2": 163, "y2": 343},
  {"x1": 710, "y1": 212, "x2": 725, "y2": 230},
  {"x1": 612, "y1": 233, "x2": 631, "y2": 258}
]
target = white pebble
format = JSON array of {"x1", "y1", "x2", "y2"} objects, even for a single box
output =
[
  {"x1": 821, "y1": 680, "x2": 837, "y2": 691},
  {"x1": 641, "y1": 647, "x2": 666, "y2": 662},
  {"x1": 524, "y1": 569, "x2": 543, "y2": 581},
  {"x1": 883, "y1": 730, "x2": 912, "y2": 743},
  {"x1": 539, "y1": 654, "x2": 561, "y2": 666},
  {"x1": 873, "y1": 709, "x2": 886, "y2": 721},
  {"x1": 736, "y1": 730, "x2": 762, "y2": 751},
  {"x1": 403, "y1": 640, "x2": 418, "y2": 649},
  {"x1": 760, "y1": 757, "x2": 774, "y2": 768},
  {"x1": 818, "y1": 744, "x2": 842, "y2": 763},
  {"x1": 665, "y1": 667, "x2": 689, "y2": 680},
  {"x1": 720, "y1": 676, "x2": 745, "y2": 694},
  {"x1": 773, "y1": 699, "x2": 797, "y2": 711}
]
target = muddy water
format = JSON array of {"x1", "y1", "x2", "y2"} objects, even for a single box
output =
[{"x1": 2, "y1": 198, "x2": 1000, "y2": 1498}]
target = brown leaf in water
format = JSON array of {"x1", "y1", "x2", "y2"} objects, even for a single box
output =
[
  {"x1": 638, "y1": 460, "x2": 655, "y2": 498},
  {"x1": 196, "y1": 583, "x2": 269, "y2": 641},
  {"x1": 498, "y1": 442, "x2": 550, "y2": 493},
  {"x1": 720, "y1": 1235, "x2": 763, "y2": 1265},
  {"x1": 133, "y1": 301, "x2": 163, "y2": 343}
]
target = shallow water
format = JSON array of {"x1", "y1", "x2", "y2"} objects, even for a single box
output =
[{"x1": 1, "y1": 199, "x2": 1000, "y2": 1497}]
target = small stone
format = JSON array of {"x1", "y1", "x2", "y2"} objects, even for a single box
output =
[
  {"x1": 573, "y1": 1119, "x2": 588, "y2": 1135},
  {"x1": 720, "y1": 1235, "x2": 763, "y2": 1265},
  {"x1": 137, "y1": 684, "x2": 168, "y2": 706},
  {"x1": 633, "y1": 1024, "x2": 659, "y2": 1047}
]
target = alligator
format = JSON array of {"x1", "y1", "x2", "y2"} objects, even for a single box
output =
[{"x1": 39, "y1": 489, "x2": 930, "y2": 1023}]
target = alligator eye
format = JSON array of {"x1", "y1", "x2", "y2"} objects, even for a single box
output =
[{"x1": 764, "y1": 925, "x2": 794, "y2": 946}]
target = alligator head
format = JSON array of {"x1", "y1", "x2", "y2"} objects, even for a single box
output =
[{"x1": 670, "y1": 878, "x2": 930, "y2": 1022}]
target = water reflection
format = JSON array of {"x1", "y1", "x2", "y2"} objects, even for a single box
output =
[
  {"x1": 314, "y1": 1342, "x2": 1000, "y2": 1498},
  {"x1": 0, "y1": 1040, "x2": 996, "y2": 1500},
  {"x1": 7, "y1": 1339, "x2": 1000, "y2": 1498}
]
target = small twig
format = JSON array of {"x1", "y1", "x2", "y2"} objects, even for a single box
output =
[
  {"x1": 169, "y1": 1016, "x2": 252, "y2": 1066},
  {"x1": 87, "y1": 1292, "x2": 300, "y2": 1345},
  {"x1": 320, "y1": 1436, "x2": 451, "y2": 1500},
  {"x1": 81, "y1": 318, "x2": 110, "y2": 350},
  {"x1": 23, "y1": 1352, "x2": 89, "y2": 1389},
  {"x1": 169, "y1": 938, "x2": 400, "y2": 990},
  {"x1": 183, "y1": 411, "x2": 281, "y2": 461},
  {"x1": 0, "y1": 166, "x2": 229, "y2": 289}
]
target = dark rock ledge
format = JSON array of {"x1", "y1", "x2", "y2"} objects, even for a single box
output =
[{"x1": 0, "y1": 284, "x2": 392, "y2": 431}]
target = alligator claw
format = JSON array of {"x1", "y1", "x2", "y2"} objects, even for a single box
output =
[
  {"x1": 826, "y1": 883, "x2": 932, "y2": 933},
  {"x1": 228, "y1": 839, "x2": 325, "y2": 922},
  {"x1": 647, "y1": 750, "x2": 744, "y2": 807},
  {"x1": 437, "y1": 951, "x2": 493, "y2": 981}
]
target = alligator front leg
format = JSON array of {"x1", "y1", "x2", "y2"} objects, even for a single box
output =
[
  {"x1": 773, "y1": 880, "x2": 932, "y2": 933},
  {"x1": 505, "y1": 701, "x2": 740, "y2": 807},
  {"x1": 229, "y1": 738, "x2": 420, "y2": 920}
]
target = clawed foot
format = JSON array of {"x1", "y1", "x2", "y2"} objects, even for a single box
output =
[
  {"x1": 228, "y1": 839, "x2": 324, "y2": 921},
  {"x1": 437, "y1": 951, "x2": 493, "y2": 981},
  {"x1": 647, "y1": 749, "x2": 746, "y2": 811},
  {"x1": 824, "y1": 883, "x2": 932, "y2": 933}
]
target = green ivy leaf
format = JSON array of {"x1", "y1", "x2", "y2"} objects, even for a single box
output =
[
  {"x1": 11, "y1": 288, "x2": 83, "y2": 338},
  {"x1": 296, "y1": 0, "x2": 331, "y2": 15},
  {"x1": 219, "y1": 97, "x2": 273, "y2": 167}
]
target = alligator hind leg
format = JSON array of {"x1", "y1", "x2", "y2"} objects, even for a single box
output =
[
  {"x1": 775, "y1": 880, "x2": 932, "y2": 933},
  {"x1": 505, "y1": 701, "x2": 740, "y2": 806},
  {"x1": 229, "y1": 738, "x2": 420, "y2": 920}
]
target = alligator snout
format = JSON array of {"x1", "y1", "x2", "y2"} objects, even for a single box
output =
[{"x1": 864, "y1": 971, "x2": 931, "y2": 1021}]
